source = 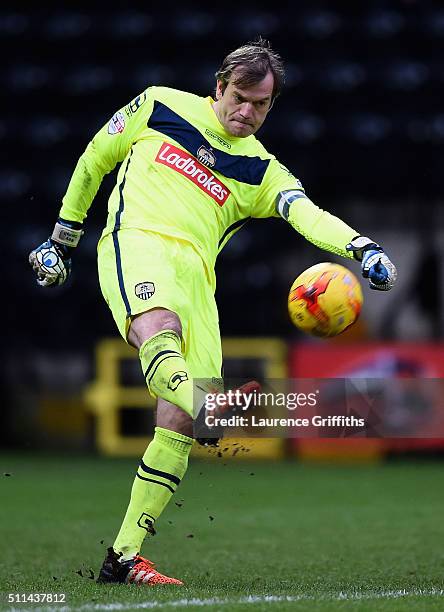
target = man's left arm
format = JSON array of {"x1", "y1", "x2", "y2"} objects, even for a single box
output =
[
  {"x1": 254, "y1": 159, "x2": 397, "y2": 291},
  {"x1": 276, "y1": 190, "x2": 397, "y2": 291}
]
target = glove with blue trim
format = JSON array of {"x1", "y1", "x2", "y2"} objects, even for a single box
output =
[
  {"x1": 29, "y1": 218, "x2": 83, "y2": 287},
  {"x1": 346, "y1": 236, "x2": 397, "y2": 291}
]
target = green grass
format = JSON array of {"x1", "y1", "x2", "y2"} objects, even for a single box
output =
[{"x1": 0, "y1": 453, "x2": 443, "y2": 611}]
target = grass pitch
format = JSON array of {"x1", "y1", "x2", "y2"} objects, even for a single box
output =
[{"x1": 1, "y1": 452, "x2": 443, "y2": 611}]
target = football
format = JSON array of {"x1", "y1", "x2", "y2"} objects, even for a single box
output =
[{"x1": 288, "y1": 262, "x2": 363, "y2": 338}]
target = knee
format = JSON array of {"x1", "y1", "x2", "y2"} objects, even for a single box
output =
[
  {"x1": 155, "y1": 310, "x2": 182, "y2": 337},
  {"x1": 129, "y1": 308, "x2": 182, "y2": 349}
]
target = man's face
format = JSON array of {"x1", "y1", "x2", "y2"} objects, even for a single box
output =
[{"x1": 213, "y1": 70, "x2": 274, "y2": 137}]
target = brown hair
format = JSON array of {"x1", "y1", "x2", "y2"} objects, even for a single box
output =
[{"x1": 215, "y1": 37, "x2": 285, "y2": 101}]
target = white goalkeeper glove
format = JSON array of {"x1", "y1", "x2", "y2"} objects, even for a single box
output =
[
  {"x1": 29, "y1": 219, "x2": 83, "y2": 288},
  {"x1": 346, "y1": 236, "x2": 397, "y2": 291}
]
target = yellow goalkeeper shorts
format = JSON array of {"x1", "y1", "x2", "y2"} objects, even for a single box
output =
[{"x1": 97, "y1": 228, "x2": 222, "y2": 379}]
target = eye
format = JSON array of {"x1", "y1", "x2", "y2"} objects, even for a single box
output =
[{"x1": 234, "y1": 93, "x2": 243, "y2": 103}]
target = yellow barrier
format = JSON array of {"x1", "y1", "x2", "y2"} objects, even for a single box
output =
[
  {"x1": 85, "y1": 337, "x2": 287, "y2": 458},
  {"x1": 85, "y1": 339, "x2": 155, "y2": 456}
]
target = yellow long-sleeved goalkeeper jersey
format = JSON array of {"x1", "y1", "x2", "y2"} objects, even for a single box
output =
[{"x1": 59, "y1": 86, "x2": 357, "y2": 275}]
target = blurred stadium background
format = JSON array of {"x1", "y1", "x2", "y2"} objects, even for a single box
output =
[{"x1": 3, "y1": 4, "x2": 444, "y2": 459}]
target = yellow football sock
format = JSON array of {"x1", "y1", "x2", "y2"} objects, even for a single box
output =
[
  {"x1": 113, "y1": 427, "x2": 193, "y2": 560},
  {"x1": 139, "y1": 330, "x2": 194, "y2": 417}
]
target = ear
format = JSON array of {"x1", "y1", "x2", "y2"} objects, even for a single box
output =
[{"x1": 215, "y1": 80, "x2": 223, "y2": 100}]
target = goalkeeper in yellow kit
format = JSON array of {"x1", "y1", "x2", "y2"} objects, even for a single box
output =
[{"x1": 29, "y1": 39, "x2": 397, "y2": 586}]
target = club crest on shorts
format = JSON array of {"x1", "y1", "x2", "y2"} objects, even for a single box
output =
[
  {"x1": 197, "y1": 145, "x2": 216, "y2": 167},
  {"x1": 135, "y1": 282, "x2": 155, "y2": 300},
  {"x1": 168, "y1": 371, "x2": 188, "y2": 391}
]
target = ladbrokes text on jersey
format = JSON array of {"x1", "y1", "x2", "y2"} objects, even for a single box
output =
[{"x1": 155, "y1": 142, "x2": 230, "y2": 205}]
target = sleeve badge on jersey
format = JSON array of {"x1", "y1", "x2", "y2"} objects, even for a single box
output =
[
  {"x1": 125, "y1": 91, "x2": 148, "y2": 116},
  {"x1": 108, "y1": 111, "x2": 125, "y2": 135}
]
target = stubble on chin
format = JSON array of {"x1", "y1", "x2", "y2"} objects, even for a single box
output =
[{"x1": 229, "y1": 121, "x2": 254, "y2": 137}]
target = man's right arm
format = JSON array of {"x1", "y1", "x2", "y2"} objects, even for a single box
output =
[
  {"x1": 60, "y1": 89, "x2": 153, "y2": 222},
  {"x1": 29, "y1": 88, "x2": 154, "y2": 288}
]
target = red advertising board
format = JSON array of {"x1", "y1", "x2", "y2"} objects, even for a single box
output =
[{"x1": 289, "y1": 343, "x2": 444, "y2": 458}]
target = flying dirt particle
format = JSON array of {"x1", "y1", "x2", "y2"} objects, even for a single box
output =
[
  {"x1": 186, "y1": 534, "x2": 194, "y2": 538},
  {"x1": 4, "y1": 473, "x2": 11, "y2": 477},
  {"x1": 209, "y1": 516, "x2": 214, "y2": 521},
  {"x1": 175, "y1": 502, "x2": 183, "y2": 508},
  {"x1": 76, "y1": 569, "x2": 83, "y2": 578},
  {"x1": 250, "y1": 473, "x2": 255, "y2": 476},
  {"x1": 88, "y1": 569, "x2": 95, "y2": 580}
]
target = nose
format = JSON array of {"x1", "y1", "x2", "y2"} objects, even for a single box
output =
[{"x1": 239, "y1": 102, "x2": 254, "y2": 118}]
